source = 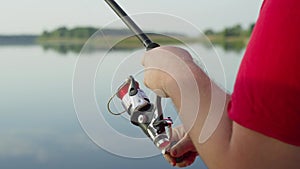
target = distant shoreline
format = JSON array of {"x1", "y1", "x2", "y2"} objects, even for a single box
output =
[
  {"x1": 0, "y1": 35, "x2": 38, "y2": 45},
  {"x1": 0, "y1": 25, "x2": 252, "y2": 53},
  {"x1": 0, "y1": 27, "x2": 190, "y2": 48}
]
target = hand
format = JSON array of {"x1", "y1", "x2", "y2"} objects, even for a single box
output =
[
  {"x1": 142, "y1": 46, "x2": 194, "y2": 98},
  {"x1": 142, "y1": 46, "x2": 199, "y2": 167},
  {"x1": 164, "y1": 125, "x2": 198, "y2": 167}
]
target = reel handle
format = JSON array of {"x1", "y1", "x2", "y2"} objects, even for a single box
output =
[{"x1": 153, "y1": 96, "x2": 185, "y2": 164}]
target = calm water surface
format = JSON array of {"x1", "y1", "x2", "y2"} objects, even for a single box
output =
[{"x1": 0, "y1": 44, "x2": 244, "y2": 169}]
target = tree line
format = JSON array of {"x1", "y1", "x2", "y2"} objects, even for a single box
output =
[
  {"x1": 39, "y1": 27, "x2": 133, "y2": 39},
  {"x1": 204, "y1": 23, "x2": 255, "y2": 38}
]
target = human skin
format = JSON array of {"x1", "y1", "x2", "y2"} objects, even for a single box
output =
[{"x1": 142, "y1": 46, "x2": 300, "y2": 169}]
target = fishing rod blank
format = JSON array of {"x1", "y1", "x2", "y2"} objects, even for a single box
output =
[{"x1": 104, "y1": 0, "x2": 159, "y2": 50}]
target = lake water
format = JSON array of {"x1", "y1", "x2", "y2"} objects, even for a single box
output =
[{"x1": 0, "y1": 43, "x2": 244, "y2": 169}]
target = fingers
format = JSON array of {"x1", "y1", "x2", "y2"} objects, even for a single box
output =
[
  {"x1": 163, "y1": 153, "x2": 176, "y2": 167},
  {"x1": 143, "y1": 68, "x2": 162, "y2": 89},
  {"x1": 170, "y1": 134, "x2": 195, "y2": 157},
  {"x1": 164, "y1": 151, "x2": 198, "y2": 168},
  {"x1": 175, "y1": 152, "x2": 198, "y2": 168},
  {"x1": 142, "y1": 46, "x2": 194, "y2": 97},
  {"x1": 171, "y1": 125, "x2": 186, "y2": 142},
  {"x1": 143, "y1": 68, "x2": 169, "y2": 97}
]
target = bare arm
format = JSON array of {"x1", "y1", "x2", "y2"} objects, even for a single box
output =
[{"x1": 143, "y1": 46, "x2": 300, "y2": 169}]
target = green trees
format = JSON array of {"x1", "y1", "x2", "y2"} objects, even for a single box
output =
[
  {"x1": 40, "y1": 27, "x2": 98, "y2": 39},
  {"x1": 223, "y1": 24, "x2": 243, "y2": 37},
  {"x1": 203, "y1": 23, "x2": 255, "y2": 52},
  {"x1": 39, "y1": 27, "x2": 135, "y2": 40},
  {"x1": 204, "y1": 29, "x2": 215, "y2": 36},
  {"x1": 204, "y1": 23, "x2": 255, "y2": 37}
]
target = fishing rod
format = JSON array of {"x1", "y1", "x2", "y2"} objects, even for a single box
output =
[
  {"x1": 105, "y1": 0, "x2": 185, "y2": 162},
  {"x1": 104, "y1": 0, "x2": 159, "y2": 50}
]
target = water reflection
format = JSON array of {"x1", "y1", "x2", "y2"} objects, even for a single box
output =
[
  {"x1": 0, "y1": 43, "x2": 243, "y2": 169},
  {"x1": 41, "y1": 43, "x2": 84, "y2": 54},
  {"x1": 40, "y1": 41, "x2": 246, "y2": 54},
  {"x1": 0, "y1": 45, "x2": 214, "y2": 169},
  {"x1": 39, "y1": 33, "x2": 245, "y2": 54},
  {"x1": 216, "y1": 40, "x2": 245, "y2": 53},
  {"x1": 202, "y1": 40, "x2": 246, "y2": 53}
]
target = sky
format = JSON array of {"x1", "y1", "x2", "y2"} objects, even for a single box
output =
[{"x1": 0, "y1": 0, "x2": 263, "y2": 35}]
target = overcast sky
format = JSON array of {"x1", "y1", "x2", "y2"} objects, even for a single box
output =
[{"x1": 0, "y1": 0, "x2": 263, "y2": 35}]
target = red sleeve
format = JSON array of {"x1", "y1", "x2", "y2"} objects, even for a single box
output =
[{"x1": 228, "y1": 0, "x2": 300, "y2": 146}]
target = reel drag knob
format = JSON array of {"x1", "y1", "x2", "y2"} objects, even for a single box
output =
[{"x1": 138, "y1": 114, "x2": 148, "y2": 124}]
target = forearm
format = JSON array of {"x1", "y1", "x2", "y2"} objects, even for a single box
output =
[
  {"x1": 164, "y1": 61, "x2": 233, "y2": 168},
  {"x1": 163, "y1": 61, "x2": 300, "y2": 169}
]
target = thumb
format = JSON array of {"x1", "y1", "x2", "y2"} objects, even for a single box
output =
[{"x1": 170, "y1": 134, "x2": 194, "y2": 157}]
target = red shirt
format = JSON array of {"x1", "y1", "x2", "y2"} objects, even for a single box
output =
[{"x1": 228, "y1": 0, "x2": 300, "y2": 146}]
